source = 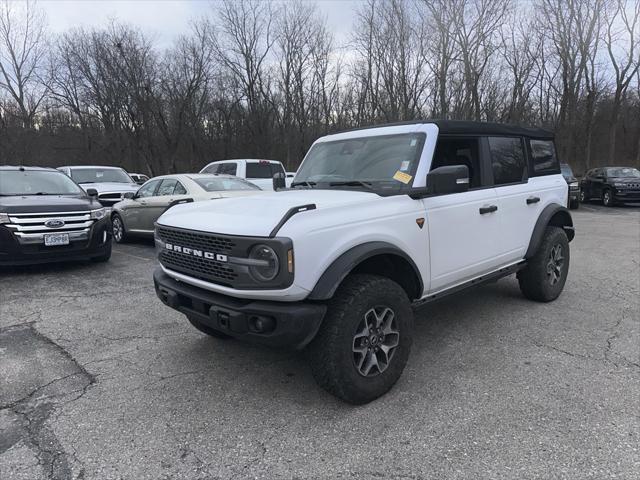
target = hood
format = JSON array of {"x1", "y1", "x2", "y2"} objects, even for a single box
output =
[
  {"x1": 78, "y1": 182, "x2": 139, "y2": 193},
  {"x1": 158, "y1": 189, "x2": 379, "y2": 236},
  {"x1": 0, "y1": 194, "x2": 101, "y2": 214}
]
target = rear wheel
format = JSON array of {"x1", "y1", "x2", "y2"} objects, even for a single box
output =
[
  {"x1": 186, "y1": 315, "x2": 232, "y2": 339},
  {"x1": 602, "y1": 189, "x2": 614, "y2": 207},
  {"x1": 518, "y1": 226, "x2": 569, "y2": 302},
  {"x1": 308, "y1": 274, "x2": 413, "y2": 405},
  {"x1": 569, "y1": 198, "x2": 579, "y2": 209},
  {"x1": 111, "y1": 214, "x2": 128, "y2": 243}
]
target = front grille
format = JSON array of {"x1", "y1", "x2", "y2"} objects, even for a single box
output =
[
  {"x1": 6, "y1": 211, "x2": 94, "y2": 244},
  {"x1": 157, "y1": 226, "x2": 239, "y2": 286},
  {"x1": 157, "y1": 226, "x2": 236, "y2": 252},
  {"x1": 160, "y1": 250, "x2": 237, "y2": 285},
  {"x1": 98, "y1": 193, "x2": 123, "y2": 199}
]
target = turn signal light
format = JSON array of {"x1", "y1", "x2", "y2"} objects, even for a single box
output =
[{"x1": 287, "y1": 249, "x2": 294, "y2": 273}]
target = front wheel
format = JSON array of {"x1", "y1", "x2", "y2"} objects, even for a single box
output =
[
  {"x1": 579, "y1": 189, "x2": 587, "y2": 203},
  {"x1": 569, "y1": 198, "x2": 580, "y2": 209},
  {"x1": 307, "y1": 274, "x2": 413, "y2": 404},
  {"x1": 111, "y1": 214, "x2": 128, "y2": 243},
  {"x1": 518, "y1": 226, "x2": 569, "y2": 302},
  {"x1": 602, "y1": 189, "x2": 614, "y2": 207}
]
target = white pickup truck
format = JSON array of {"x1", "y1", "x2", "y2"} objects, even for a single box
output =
[
  {"x1": 199, "y1": 159, "x2": 292, "y2": 190},
  {"x1": 155, "y1": 120, "x2": 574, "y2": 404}
]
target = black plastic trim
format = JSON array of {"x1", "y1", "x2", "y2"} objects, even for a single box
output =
[
  {"x1": 525, "y1": 203, "x2": 574, "y2": 259},
  {"x1": 269, "y1": 204, "x2": 316, "y2": 238},
  {"x1": 308, "y1": 242, "x2": 423, "y2": 301},
  {"x1": 413, "y1": 261, "x2": 526, "y2": 307}
]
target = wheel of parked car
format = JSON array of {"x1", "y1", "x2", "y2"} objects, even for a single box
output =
[
  {"x1": 602, "y1": 189, "x2": 614, "y2": 207},
  {"x1": 569, "y1": 199, "x2": 580, "y2": 209},
  {"x1": 186, "y1": 315, "x2": 232, "y2": 339},
  {"x1": 579, "y1": 189, "x2": 587, "y2": 203},
  {"x1": 518, "y1": 226, "x2": 570, "y2": 302},
  {"x1": 307, "y1": 274, "x2": 413, "y2": 405},
  {"x1": 111, "y1": 213, "x2": 128, "y2": 243}
]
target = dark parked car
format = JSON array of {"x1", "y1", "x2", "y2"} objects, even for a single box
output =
[
  {"x1": 0, "y1": 166, "x2": 112, "y2": 265},
  {"x1": 580, "y1": 167, "x2": 640, "y2": 207},
  {"x1": 560, "y1": 163, "x2": 580, "y2": 209}
]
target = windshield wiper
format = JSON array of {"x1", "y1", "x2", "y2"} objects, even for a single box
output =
[
  {"x1": 329, "y1": 180, "x2": 374, "y2": 191},
  {"x1": 291, "y1": 181, "x2": 317, "y2": 188}
]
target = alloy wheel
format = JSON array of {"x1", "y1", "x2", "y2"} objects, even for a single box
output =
[
  {"x1": 546, "y1": 244, "x2": 564, "y2": 286},
  {"x1": 352, "y1": 306, "x2": 400, "y2": 377},
  {"x1": 603, "y1": 191, "x2": 612, "y2": 206},
  {"x1": 112, "y1": 217, "x2": 123, "y2": 242}
]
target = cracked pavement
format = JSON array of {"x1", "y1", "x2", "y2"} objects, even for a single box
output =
[{"x1": 1, "y1": 203, "x2": 638, "y2": 479}]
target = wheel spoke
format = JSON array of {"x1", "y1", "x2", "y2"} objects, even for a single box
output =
[{"x1": 362, "y1": 350, "x2": 379, "y2": 376}]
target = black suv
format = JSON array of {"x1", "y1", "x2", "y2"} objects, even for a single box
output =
[
  {"x1": 560, "y1": 163, "x2": 580, "y2": 209},
  {"x1": 0, "y1": 166, "x2": 112, "y2": 265},
  {"x1": 580, "y1": 167, "x2": 640, "y2": 207}
]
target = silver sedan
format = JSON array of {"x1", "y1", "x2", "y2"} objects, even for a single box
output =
[{"x1": 110, "y1": 174, "x2": 262, "y2": 242}]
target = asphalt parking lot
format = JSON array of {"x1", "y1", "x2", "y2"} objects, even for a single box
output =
[{"x1": 1, "y1": 203, "x2": 638, "y2": 480}]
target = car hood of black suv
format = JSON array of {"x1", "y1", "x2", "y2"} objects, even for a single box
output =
[{"x1": 0, "y1": 194, "x2": 103, "y2": 214}]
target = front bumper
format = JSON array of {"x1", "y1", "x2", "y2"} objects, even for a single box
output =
[
  {"x1": 154, "y1": 268, "x2": 326, "y2": 349},
  {"x1": 0, "y1": 218, "x2": 112, "y2": 266},
  {"x1": 612, "y1": 189, "x2": 640, "y2": 203}
]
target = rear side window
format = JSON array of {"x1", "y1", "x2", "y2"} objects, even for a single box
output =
[
  {"x1": 530, "y1": 139, "x2": 560, "y2": 176},
  {"x1": 202, "y1": 164, "x2": 219, "y2": 174},
  {"x1": 157, "y1": 179, "x2": 178, "y2": 196},
  {"x1": 173, "y1": 182, "x2": 187, "y2": 195},
  {"x1": 246, "y1": 162, "x2": 274, "y2": 179},
  {"x1": 219, "y1": 163, "x2": 237, "y2": 175},
  {"x1": 488, "y1": 137, "x2": 526, "y2": 185}
]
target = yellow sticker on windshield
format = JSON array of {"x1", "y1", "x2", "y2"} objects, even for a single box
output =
[{"x1": 393, "y1": 171, "x2": 413, "y2": 184}]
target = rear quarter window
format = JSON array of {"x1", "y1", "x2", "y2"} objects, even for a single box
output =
[{"x1": 529, "y1": 139, "x2": 560, "y2": 176}]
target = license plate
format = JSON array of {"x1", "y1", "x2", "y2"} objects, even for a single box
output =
[{"x1": 44, "y1": 233, "x2": 69, "y2": 246}]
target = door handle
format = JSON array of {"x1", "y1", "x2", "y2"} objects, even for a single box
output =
[
  {"x1": 140, "y1": 201, "x2": 147, "y2": 206},
  {"x1": 479, "y1": 205, "x2": 498, "y2": 214},
  {"x1": 526, "y1": 196, "x2": 540, "y2": 205}
]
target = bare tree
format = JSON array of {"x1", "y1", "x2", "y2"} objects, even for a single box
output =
[
  {"x1": 0, "y1": 0, "x2": 47, "y2": 128},
  {"x1": 604, "y1": 0, "x2": 640, "y2": 164}
]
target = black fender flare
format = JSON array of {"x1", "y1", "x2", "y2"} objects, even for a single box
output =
[
  {"x1": 525, "y1": 203, "x2": 575, "y2": 259},
  {"x1": 307, "y1": 241, "x2": 423, "y2": 301}
]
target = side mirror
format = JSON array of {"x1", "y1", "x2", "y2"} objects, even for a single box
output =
[
  {"x1": 86, "y1": 188, "x2": 98, "y2": 197},
  {"x1": 426, "y1": 165, "x2": 470, "y2": 195},
  {"x1": 123, "y1": 192, "x2": 135, "y2": 200},
  {"x1": 272, "y1": 172, "x2": 286, "y2": 191}
]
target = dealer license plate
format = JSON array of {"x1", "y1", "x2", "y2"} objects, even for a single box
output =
[{"x1": 44, "y1": 233, "x2": 69, "y2": 246}]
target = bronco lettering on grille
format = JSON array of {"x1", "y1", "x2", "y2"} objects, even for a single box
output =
[{"x1": 165, "y1": 243, "x2": 228, "y2": 262}]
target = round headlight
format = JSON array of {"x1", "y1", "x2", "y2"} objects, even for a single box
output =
[{"x1": 248, "y1": 244, "x2": 279, "y2": 282}]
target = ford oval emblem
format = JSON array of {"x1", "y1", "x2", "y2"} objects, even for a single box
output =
[{"x1": 44, "y1": 219, "x2": 65, "y2": 229}]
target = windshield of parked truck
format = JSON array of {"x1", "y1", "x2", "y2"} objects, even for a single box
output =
[
  {"x1": 606, "y1": 167, "x2": 640, "y2": 178},
  {"x1": 0, "y1": 170, "x2": 85, "y2": 196},
  {"x1": 560, "y1": 164, "x2": 574, "y2": 177},
  {"x1": 70, "y1": 168, "x2": 133, "y2": 184},
  {"x1": 293, "y1": 133, "x2": 425, "y2": 194}
]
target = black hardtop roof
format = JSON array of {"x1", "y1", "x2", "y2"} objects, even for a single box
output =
[
  {"x1": 0, "y1": 165, "x2": 58, "y2": 171},
  {"x1": 347, "y1": 119, "x2": 555, "y2": 139}
]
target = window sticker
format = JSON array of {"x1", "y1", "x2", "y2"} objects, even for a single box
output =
[
  {"x1": 410, "y1": 139, "x2": 417, "y2": 146},
  {"x1": 393, "y1": 171, "x2": 412, "y2": 184},
  {"x1": 96, "y1": 172, "x2": 104, "y2": 178},
  {"x1": 400, "y1": 160, "x2": 410, "y2": 171}
]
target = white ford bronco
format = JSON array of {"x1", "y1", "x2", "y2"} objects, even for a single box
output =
[{"x1": 153, "y1": 120, "x2": 574, "y2": 404}]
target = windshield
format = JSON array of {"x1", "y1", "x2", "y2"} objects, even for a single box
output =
[
  {"x1": 194, "y1": 176, "x2": 261, "y2": 192},
  {"x1": 70, "y1": 168, "x2": 133, "y2": 184},
  {"x1": 560, "y1": 164, "x2": 574, "y2": 177},
  {"x1": 606, "y1": 167, "x2": 640, "y2": 178},
  {"x1": 294, "y1": 133, "x2": 425, "y2": 194},
  {"x1": 0, "y1": 170, "x2": 85, "y2": 196}
]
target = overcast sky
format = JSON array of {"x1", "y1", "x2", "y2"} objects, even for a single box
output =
[{"x1": 40, "y1": 0, "x2": 360, "y2": 48}]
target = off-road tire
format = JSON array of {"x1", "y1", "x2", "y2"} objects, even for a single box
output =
[
  {"x1": 307, "y1": 274, "x2": 413, "y2": 405},
  {"x1": 91, "y1": 242, "x2": 112, "y2": 263},
  {"x1": 187, "y1": 315, "x2": 232, "y2": 339},
  {"x1": 111, "y1": 213, "x2": 128, "y2": 243},
  {"x1": 602, "y1": 189, "x2": 614, "y2": 207},
  {"x1": 518, "y1": 226, "x2": 569, "y2": 302}
]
